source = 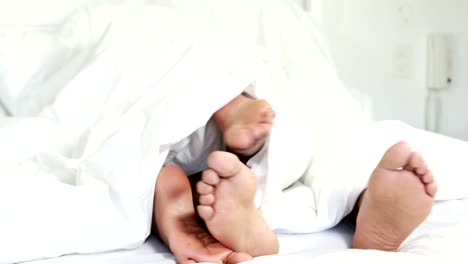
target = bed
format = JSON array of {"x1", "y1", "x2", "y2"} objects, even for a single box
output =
[
  {"x1": 1, "y1": 1, "x2": 468, "y2": 264},
  {"x1": 19, "y1": 199, "x2": 468, "y2": 263}
]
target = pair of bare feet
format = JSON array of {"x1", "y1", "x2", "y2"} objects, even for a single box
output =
[
  {"x1": 153, "y1": 93, "x2": 438, "y2": 264},
  {"x1": 154, "y1": 94, "x2": 276, "y2": 264}
]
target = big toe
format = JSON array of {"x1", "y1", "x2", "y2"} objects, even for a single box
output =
[
  {"x1": 207, "y1": 151, "x2": 243, "y2": 178},
  {"x1": 378, "y1": 141, "x2": 413, "y2": 170}
]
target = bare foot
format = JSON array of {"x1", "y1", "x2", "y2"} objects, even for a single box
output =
[
  {"x1": 352, "y1": 141, "x2": 438, "y2": 251},
  {"x1": 196, "y1": 151, "x2": 279, "y2": 257},
  {"x1": 153, "y1": 166, "x2": 252, "y2": 264},
  {"x1": 213, "y1": 94, "x2": 275, "y2": 157}
]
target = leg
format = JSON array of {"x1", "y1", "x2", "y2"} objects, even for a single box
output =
[
  {"x1": 352, "y1": 141, "x2": 437, "y2": 251},
  {"x1": 213, "y1": 93, "x2": 275, "y2": 158},
  {"x1": 153, "y1": 166, "x2": 252, "y2": 264},
  {"x1": 196, "y1": 151, "x2": 279, "y2": 257}
]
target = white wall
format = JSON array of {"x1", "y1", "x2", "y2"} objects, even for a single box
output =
[{"x1": 316, "y1": 0, "x2": 468, "y2": 140}]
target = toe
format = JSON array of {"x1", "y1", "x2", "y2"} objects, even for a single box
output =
[
  {"x1": 199, "y1": 194, "x2": 215, "y2": 205},
  {"x1": 261, "y1": 108, "x2": 275, "y2": 123},
  {"x1": 262, "y1": 108, "x2": 275, "y2": 118},
  {"x1": 257, "y1": 100, "x2": 272, "y2": 112},
  {"x1": 405, "y1": 152, "x2": 428, "y2": 174},
  {"x1": 415, "y1": 165, "x2": 429, "y2": 175},
  {"x1": 421, "y1": 172, "x2": 434, "y2": 184},
  {"x1": 378, "y1": 141, "x2": 413, "y2": 170},
  {"x1": 253, "y1": 123, "x2": 272, "y2": 139},
  {"x1": 207, "y1": 151, "x2": 242, "y2": 178},
  {"x1": 202, "y1": 169, "x2": 221, "y2": 185},
  {"x1": 197, "y1": 181, "x2": 214, "y2": 195},
  {"x1": 426, "y1": 182, "x2": 438, "y2": 197},
  {"x1": 197, "y1": 205, "x2": 215, "y2": 221}
]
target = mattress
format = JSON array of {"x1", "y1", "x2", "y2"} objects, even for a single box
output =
[{"x1": 25, "y1": 198, "x2": 468, "y2": 264}]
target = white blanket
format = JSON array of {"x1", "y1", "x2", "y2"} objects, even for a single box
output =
[
  {"x1": 1, "y1": 1, "x2": 468, "y2": 263},
  {"x1": 0, "y1": 3, "x2": 261, "y2": 263}
]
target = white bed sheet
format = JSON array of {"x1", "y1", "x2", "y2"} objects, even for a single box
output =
[
  {"x1": 24, "y1": 223, "x2": 354, "y2": 264},
  {"x1": 25, "y1": 198, "x2": 468, "y2": 264}
]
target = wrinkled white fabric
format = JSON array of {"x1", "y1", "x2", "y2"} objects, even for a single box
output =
[
  {"x1": 1, "y1": 1, "x2": 468, "y2": 264},
  {"x1": 0, "y1": 3, "x2": 259, "y2": 263}
]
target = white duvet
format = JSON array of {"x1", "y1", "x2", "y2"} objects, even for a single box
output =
[
  {"x1": 1, "y1": 1, "x2": 468, "y2": 264},
  {"x1": 0, "y1": 2, "x2": 256, "y2": 262}
]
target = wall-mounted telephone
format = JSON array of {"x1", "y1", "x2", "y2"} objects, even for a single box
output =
[
  {"x1": 426, "y1": 33, "x2": 451, "y2": 90},
  {"x1": 425, "y1": 33, "x2": 451, "y2": 133}
]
